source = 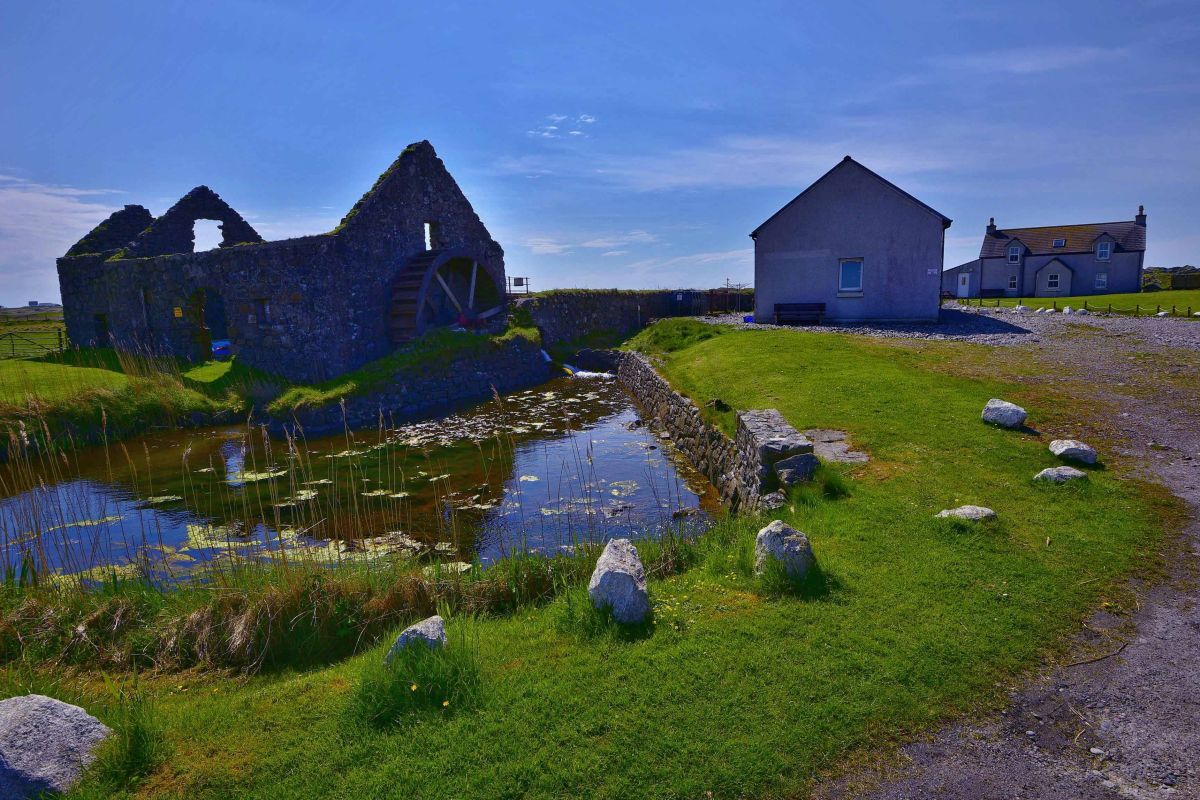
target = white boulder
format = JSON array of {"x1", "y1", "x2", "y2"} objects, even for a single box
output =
[
  {"x1": 1156, "y1": 311, "x2": 1170, "y2": 318},
  {"x1": 1062, "y1": 306, "x2": 1073, "y2": 314},
  {"x1": 0, "y1": 694, "x2": 111, "y2": 799},
  {"x1": 1013, "y1": 305, "x2": 1030, "y2": 313},
  {"x1": 754, "y1": 520, "x2": 814, "y2": 580},
  {"x1": 1034, "y1": 466, "x2": 1088, "y2": 483},
  {"x1": 936, "y1": 505, "x2": 997, "y2": 521},
  {"x1": 1049, "y1": 439, "x2": 1097, "y2": 465},
  {"x1": 1076, "y1": 308, "x2": 1090, "y2": 316},
  {"x1": 385, "y1": 614, "x2": 446, "y2": 663},
  {"x1": 982, "y1": 399, "x2": 1028, "y2": 429},
  {"x1": 588, "y1": 538, "x2": 650, "y2": 624}
]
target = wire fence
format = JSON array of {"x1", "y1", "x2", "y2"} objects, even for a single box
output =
[{"x1": 959, "y1": 297, "x2": 1198, "y2": 319}]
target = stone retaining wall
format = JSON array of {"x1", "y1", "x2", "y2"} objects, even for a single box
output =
[
  {"x1": 270, "y1": 336, "x2": 551, "y2": 435},
  {"x1": 520, "y1": 290, "x2": 713, "y2": 348},
  {"x1": 609, "y1": 350, "x2": 810, "y2": 511}
]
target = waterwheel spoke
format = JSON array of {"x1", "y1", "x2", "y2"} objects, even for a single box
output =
[
  {"x1": 434, "y1": 267, "x2": 464, "y2": 313},
  {"x1": 467, "y1": 262, "x2": 478, "y2": 311},
  {"x1": 477, "y1": 305, "x2": 502, "y2": 320}
]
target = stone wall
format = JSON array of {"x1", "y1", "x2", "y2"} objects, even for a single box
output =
[
  {"x1": 610, "y1": 350, "x2": 810, "y2": 511},
  {"x1": 521, "y1": 290, "x2": 718, "y2": 348},
  {"x1": 271, "y1": 335, "x2": 551, "y2": 435}
]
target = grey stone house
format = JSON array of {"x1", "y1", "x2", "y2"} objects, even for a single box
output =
[
  {"x1": 56, "y1": 141, "x2": 506, "y2": 382},
  {"x1": 943, "y1": 208, "x2": 1147, "y2": 299},
  {"x1": 751, "y1": 156, "x2": 951, "y2": 323}
]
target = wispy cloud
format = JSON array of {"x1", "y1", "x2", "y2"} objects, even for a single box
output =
[
  {"x1": 936, "y1": 46, "x2": 1123, "y2": 75},
  {"x1": 527, "y1": 113, "x2": 598, "y2": 139},
  {"x1": 522, "y1": 229, "x2": 658, "y2": 256},
  {"x1": 0, "y1": 175, "x2": 122, "y2": 303}
]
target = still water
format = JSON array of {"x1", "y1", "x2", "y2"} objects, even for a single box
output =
[{"x1": 0, "y1": 373, "x2": 720, "y2": 583}]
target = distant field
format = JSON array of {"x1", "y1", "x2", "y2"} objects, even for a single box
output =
[
  {"x1": 0, "y1": 306, "x2": 66, "y2": 357},
  {"x1": 956, "y1": 289, "x2": 1200, "y2": 317}
]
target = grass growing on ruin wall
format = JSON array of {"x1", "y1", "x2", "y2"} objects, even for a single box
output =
[
  {"x1": 266, "y1": 325, "x2": 540, "y2": 415},
  {"x1": 6, "y1": 320, "x2": 1178, "y2": 799}
]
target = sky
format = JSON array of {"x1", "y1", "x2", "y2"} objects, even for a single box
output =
[{"x1": 1, "y1": 1, "x2": 1198, "y2": 305}]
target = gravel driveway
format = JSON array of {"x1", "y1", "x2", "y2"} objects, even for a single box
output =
[{"x1": 801, "y1": 310, "x2": 1200, "y2": 799}]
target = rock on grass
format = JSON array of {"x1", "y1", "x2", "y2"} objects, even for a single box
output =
[
  {"x1": 1034, "y1": 466, "x2": 1088, "y2": 483},
  {"x1": 936, "y1": 505, "x2": 997, "y2": 521},
  {"x1": 982, "y1": 399, "x2": 1027, "y2": 429},
  {"x1": 0, "y1": 694, "x2": 111, "y2": 799},
  {"x1": 754, "y1": 520, "x2": 814, "y2": 580},
  {"x1": 385, "y1": 615, "x2": 446, "y2": 664},
  {"x1": 588, "y1": 538, "x2": 650, "y2": 624},
  {"x1": 1049, "y1": 439, "x2": 1097, "y2": 465}
]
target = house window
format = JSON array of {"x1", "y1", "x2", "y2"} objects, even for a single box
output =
[
  {"x1": 252, "y1": 299, "x2": 269, "y2": 324},
  {"x1": 1007, "y1": 245, "x2": 1021, "y2": 264},
  {"x1": 1096, "y1": 241, "x2": 1112, "y2": 260},
  {"x1": 1008, "y1": 275, "x2": 1018, "y2": 290},
  {"x1": 839, "y1": 259, "x2": 863, "y2": 293},
  {"x1": 1095, "y1": 272, "x2": 1108, "y2": 290},
  {"x1": 1052, "y1": 238, "x2": 1066, "y2": 248},
  {"x1": 423, "y1": 221, "x2": 439, "y2": 251},
  {"x1": 1047, "y1": 273, "x2": 1060, "y2": 290}
]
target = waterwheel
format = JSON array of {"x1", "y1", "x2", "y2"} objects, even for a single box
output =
[{"x1": 388, "y1": 250, "x2": 505, "y2": 345}]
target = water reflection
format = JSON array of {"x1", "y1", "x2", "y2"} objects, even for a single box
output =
[{"x1": 0, "y1": 375, "x2": 720, "y2": 582}]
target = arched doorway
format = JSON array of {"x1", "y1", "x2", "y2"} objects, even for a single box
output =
[{"x1": 388, "y1": 250, "x2": 504, "y2": 345}]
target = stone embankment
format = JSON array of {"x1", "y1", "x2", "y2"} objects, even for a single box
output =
[{"x1": 594, "y1": 349, "x2": 813, "y2": 512}]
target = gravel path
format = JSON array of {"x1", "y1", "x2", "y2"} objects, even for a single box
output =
[
  {"x1": 810, "y1": 313, "x2": 1200, "y2": 799},
  {"x1": 700, "y1": 307, "x2": 1200, "y2": 350}
]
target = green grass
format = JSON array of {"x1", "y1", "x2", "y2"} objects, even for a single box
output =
[
  {"x1": 24, "y1": 318, "x2": 1172, "y2": 799},
  {"x1": 958, "y1": 288, "x2": 1200, "y2": 316}
]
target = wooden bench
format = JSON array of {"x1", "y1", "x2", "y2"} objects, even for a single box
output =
[{"x1": 773, "y1": 302, "x2": 826, "y2": 326}]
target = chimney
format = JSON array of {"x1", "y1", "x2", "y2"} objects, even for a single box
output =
[
  {"x1": 986, "y1": 217, "x2": 997, "y2": 235},
  {"x1": 1135, "y1": 205, "x2": 1146, "y2": 226}
]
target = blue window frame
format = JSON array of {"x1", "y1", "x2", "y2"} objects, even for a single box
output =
[{"x1": 839, "y1": 259, "x2": 863, "y2": 292}]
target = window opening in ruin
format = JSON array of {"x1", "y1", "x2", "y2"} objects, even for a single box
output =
[
  {"x1": 192, "y1": 219, "x2": 223, "y2": 252},
  {"x1": 424, "y1": 221, "x2": 439, "y2": 251},
  {"x1": 142, "y1": 288, "x2": 153, "y2": 331}
]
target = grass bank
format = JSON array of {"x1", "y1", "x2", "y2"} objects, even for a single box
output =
[{"x1": 4, "y1": 318, "x2": 1173, "y2": 799}]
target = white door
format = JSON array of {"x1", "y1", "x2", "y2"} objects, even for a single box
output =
[{"x1": 957, "y1": 274, "x2": 971, "y2": 298}]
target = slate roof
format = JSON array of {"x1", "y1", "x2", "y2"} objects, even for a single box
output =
[
  {"x1": 981, "y1": 220, "x2": 1145, "y2": 258},
  {"x1": 751, "y1": 156, "x2": 951, "y2": 237}
]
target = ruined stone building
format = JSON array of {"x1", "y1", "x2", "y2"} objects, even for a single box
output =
[{"x1": 57, "y1": 141, "x2": 506, "y2": 382}]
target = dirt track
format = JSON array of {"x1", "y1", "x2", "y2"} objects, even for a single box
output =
[{"x1": 818, "y1": 310, "x2": 1200, "y2": 799}]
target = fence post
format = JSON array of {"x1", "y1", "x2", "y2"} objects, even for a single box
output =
[
  {"x1": 1172, "y1": 305, "x2": 1176, "y2": 316},
  {"x1": 1136, "y1": 304, "x2": 1139, "y2": 316},
  {"x1": 1108, "y1": 303, "x2": 1112, "y2": 313},
  {"x1": 1053, "y1": 301, "x2": 1057, "y2": 312},
  {"x1": 57, "y1": 329, "x2": 63, "y2": 353}
]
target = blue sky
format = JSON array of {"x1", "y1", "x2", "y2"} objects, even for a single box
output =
[{"x1": 2, "y1": 1, "x2": 1198, "y2": 305}]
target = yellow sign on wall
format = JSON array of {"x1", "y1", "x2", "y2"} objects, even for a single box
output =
[{"x1": 173, "y1": 307, "x2": 183, "y2": 318}]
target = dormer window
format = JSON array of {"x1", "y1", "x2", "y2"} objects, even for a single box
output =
[
  {"x1": 1096, "y1": 241, "x2": 1112, "y2": 261},
  {"x1": 1052, "y1": 238, "x2": 1066, "y2": 248},
  {"x1": 1007, "y1": 244, "x2": 1021, "y2": 264}
]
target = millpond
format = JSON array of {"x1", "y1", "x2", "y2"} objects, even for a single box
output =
[{"x1": 0, "y1": 372, "x2": 721, "y2": 585}]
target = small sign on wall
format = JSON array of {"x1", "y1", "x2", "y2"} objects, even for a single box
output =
[{"x1": 173, "y1": 306, "x2": 183, "y2": 318}]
